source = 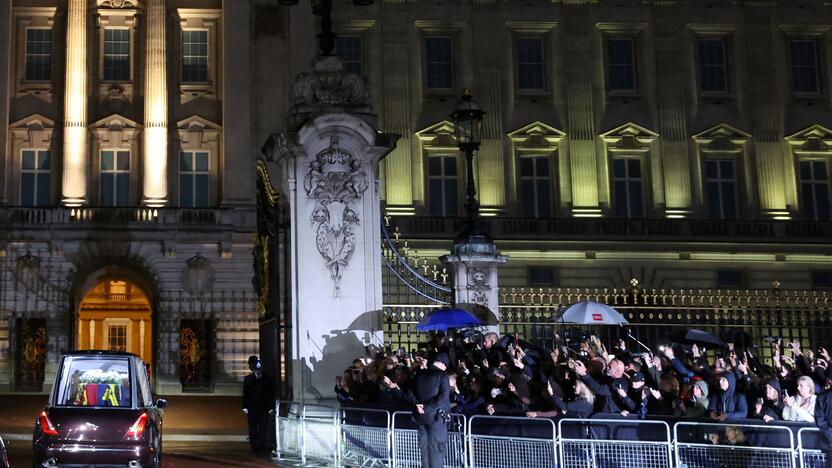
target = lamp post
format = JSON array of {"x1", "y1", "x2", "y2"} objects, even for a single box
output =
[
  {"x1": 278, "y1": 0, "x2": 373, "y2": 56},
  {"x1": 450, "y1": 89, "x2": 494, "y2": 254}
]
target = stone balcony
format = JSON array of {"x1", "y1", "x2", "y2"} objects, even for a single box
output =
[
  {"x1": 389, "y1": 216, "x2": 832, "y2": 244},
  {"x1": 0, "y1": 206, "x2": 256, "y2": 240}
]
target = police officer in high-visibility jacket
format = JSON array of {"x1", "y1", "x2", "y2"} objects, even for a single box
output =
[{"x1": 407, "y1": 353, "x2": 451, "y2": 468}]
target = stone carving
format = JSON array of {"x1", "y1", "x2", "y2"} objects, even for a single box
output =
[
  {"x1": 97, "y1": 0, "x2": 140, "y2": 7},
  {"x1": 15, "y1": 254, "x2": 41, "y2": 292},
  {"x1": 467, "y1": 267, "x2": 490, "y2": 308},
  {"x1": 293, "y1": 56, "x2": 368, "y2": 107},
  {"x1": 304, "y1": 136, "x2": 368, "y2": 294},
  {"x1": 181, "y1": 255, "x2": 215, "y2": 296}
]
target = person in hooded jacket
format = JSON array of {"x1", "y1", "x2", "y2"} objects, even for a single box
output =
[
  {"x1": 708, "y1": 371, "x2": 748, "y2": 421},
  {"x1": 683, "y1": 379, "x2": 710, "y2": 418},
  {"x1": 753, "y1": 379, "x2": 784, "y2": 423}
]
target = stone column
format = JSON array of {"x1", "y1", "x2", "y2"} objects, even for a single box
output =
[
  {"x1": 441, "y1": 252, "x2": 507, "y2": 335},
  {"x1": 143, "y1": 0, "x2": 168, "y2": 207},
  {"x1": 0, "y1": 0, "x2": 10, "y2": 204},
  {"x1": 221, "y1": 0, "x2": 253, "y2": 206},
  {"x1": 653, "y1": 4, "x2": 692, "y2": 217},
  {"x1": 61, "y1": 0, "x2": 88, "y2": 207},
  {"x1": 263, "y1": 56, "x2": 398, "y2": 400},
  {"x1": 562, "y1": 3, "x2": 600, "y2": 217},
  {"x1": 744, "y1": 5, "x2": 787, "y2": 218}
]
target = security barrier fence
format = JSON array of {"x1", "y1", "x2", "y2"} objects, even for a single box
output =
[{"x1": 273, "y1": 401, "x2": 826, "y2": 467}]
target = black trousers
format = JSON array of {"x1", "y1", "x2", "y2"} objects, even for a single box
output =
[
  {"x1": 247, "y1": 410, "x2": 269, "y2": 453},
  {"x1": 417, "y1": 419, "x2": 448, "y2": 468}
]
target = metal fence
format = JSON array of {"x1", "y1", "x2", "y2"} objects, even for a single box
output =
[
  {"x1": 798, "y1": 427, "x2": 828, "y2": 468},
  {"x1": 340, "y1": 407, "x2": 391, "y2": 467},
  {"x1": 468, "y1": 415, "x2": 557, "y2": 468},
  {"x1": 274, "y1": 401, "x2": 303, "y2": 464},
  {"x1": 559, "y1": 418, "x2": 672, "y2": 468},
  {"x1": 274, "y1": 404, "x2": 825, "y2": 468},
  {"x1": 674, "y1": 421, "x2": 796, "y2": 468},
  {"x1": 391, "y1": 411, "x2": 467, "y2": 468}
]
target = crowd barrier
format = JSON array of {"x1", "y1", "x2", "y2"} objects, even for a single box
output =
[{"x1": 272, "y1": 401, "x2": 827, "y2": 467}]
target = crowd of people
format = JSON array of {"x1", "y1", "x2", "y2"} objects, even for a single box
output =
[{"x1": 334, "y1": 330, "x2": 832, "y2": 428}]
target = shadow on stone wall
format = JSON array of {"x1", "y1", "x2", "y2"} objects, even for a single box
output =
[{"x1": 296, "y1": 309, "x2": 384, "y2": 401}]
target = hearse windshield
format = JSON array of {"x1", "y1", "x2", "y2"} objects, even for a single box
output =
[{"x1": 54, "y1": 356, "x2": 132, "y2": 408}]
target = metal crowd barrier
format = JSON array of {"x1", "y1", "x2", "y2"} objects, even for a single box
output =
[
  {"x1": 468, "y1": 415, "x2": 557, "y2": 468},
  {"x1": 274, "y1": 402, "x2": 828, "y2": 468},
  {"x1": 274, "y1": 400, "x2": 303, "y2": 464},
  {"x1": 559, "y1": 418, "x2": 672, "y2": 468},
  {"x1": 391, "y1": 411, "x2": 467, "y2": 468},
  {"x1": 674, "y1": 421, "x2": 796, "y2": 468},
  {"x1": 301, "y1": 404, "x2": 339, "y2": 466},
  {"x1": 340, "y1": 407, "x2": 391, "y2": 467},
  {"x1": 798, "y1": 427, "x2": 828, "y2": 468}
]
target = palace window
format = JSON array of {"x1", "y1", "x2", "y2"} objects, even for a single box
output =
[
  {"x1": 181, "y1": 30, "x2": 208, "y2": 83},
  {"x1": 20, "y1": 150, "x2": 50, "y2": 207},
  {"x1": 336, "y1": 35, "x2": 362, "y2": 74},
  {"x1": 799, "y1": 159, "x2": 831, "y2": 221},
  {"x1": 103, "y1": 28, "x2": 130, "y2": 81},
  {"x1": 519, "y1": 154, "x2": 552, "y2": 217},
  {"x1": 606, "y1": 38, "x2": 636, "y2": 92},
  {"x1": 705, "y1": 158, "x2": 738, "y2": 219},
  {"x1": 424, "y1": 36, "x2": 454, "y2": 89},
  {"x1": 612, "y1": 157, "x2": 643, "y2": 218},
  {"x1": 516, "y1": 37, "x2": 545, "y2": 91},
  {"x1": 811, "y1": 271, "x2": 832, "y2": 289},
  {"x1": 25, "y1": 28, "x2": 52, "y2": 81},
  {"x1": 790, "y1": 40, "x2": 821, "y2": 94},
  {"x1": 427, "y1": 154, "x2": 458, "y2": 216},
  {"x1": 528, "y1": 266, "x2": 556, "y2": 286},
  {"x1": 100, "y1": 150, "x2": 130, "y2": 207},
  {"x1": 716, "y1": 270, "x2": 745, "y2": 288},
  {"x1": 106, "y1": 323, "x2": 128, "y2": 352},
  {"x1": 180, "y1": 151, "x2": 210, "y2": 208},
  {"x1": 698, "y1": 38, "x2": 728, "y2": 93}
]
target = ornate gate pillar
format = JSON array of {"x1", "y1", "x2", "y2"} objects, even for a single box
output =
[
  {"x1": 441, "y1": 251, "x2": 507, "y2": 335},
  {"x1": 263, "y1": 55, "x2": 398, "y2": 400}
]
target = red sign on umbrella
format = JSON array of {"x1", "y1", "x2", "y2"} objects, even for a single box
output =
[{"x1": 592, "y1": 313, "x2": 603, "y2": 321}]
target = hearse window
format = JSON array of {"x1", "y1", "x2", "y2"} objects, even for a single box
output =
[
  {"x1": 55, "y1": 356, "x2": 132, "y2": 407},
  {"x1": 135, "y1": 360, "x2": 152, "y2": 406}
]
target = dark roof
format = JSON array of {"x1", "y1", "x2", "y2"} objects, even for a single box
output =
[{"x1": 62, "y1": 350, "x2": 140, "y2": 358}]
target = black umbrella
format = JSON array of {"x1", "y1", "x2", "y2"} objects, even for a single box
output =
[{"x1": 672, "y1": 329, "x2": 727, "y2": 350}]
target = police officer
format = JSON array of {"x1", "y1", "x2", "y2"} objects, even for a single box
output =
[
  {"x1": 408, "y1": 352, "x2": 451, "y2": 468},
  {"x1": 242, "y1": 355, "x2": 274, "y2": 454}
]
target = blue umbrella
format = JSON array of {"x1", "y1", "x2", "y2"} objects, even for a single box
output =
[
  {"x1": 416, "y1": 308, "x2": 483, "y2": 332},
  {"x1": 560, "y1": 300, "x2": 629, "y2": 325}
]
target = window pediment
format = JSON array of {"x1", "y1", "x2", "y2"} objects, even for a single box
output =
[
  {"x1": 786, "y1": 124, "x2": 832, "y2": 153},
  {"x1": 693, "y1": 123, "x2": 750, "y2": 153},
  {"x1": 177, "y1": 115, "x2": 221, "y2": 149},
  {"x1": 91, "y1": 114, "x2": 140, "y2": 148},
  {"x1": 508, "y1": 121, "x2": 565, "y2": 147},
  {"x1": 416, "y1": 120, "x2": 457, "y2": 148},
  {"x1": 601, "y1": 122, "x2": 658, "y2": 150},
  {"x1": 9, "y1": 114, "x2": 55, "y2": 148}
]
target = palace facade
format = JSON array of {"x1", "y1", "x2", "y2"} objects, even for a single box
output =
[{"x1": 2, "y1": 0, "x2": 832, "y2": 395}]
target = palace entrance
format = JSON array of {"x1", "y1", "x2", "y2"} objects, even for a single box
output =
[{"x1": 76, "y1": 279, "x2": 152, "y2": 370}]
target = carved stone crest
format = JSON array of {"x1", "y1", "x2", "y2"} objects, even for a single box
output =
[
  {"x1": 467, "y1": 267, "x2": 490, "y2": 307},
  {"x1": 97, "y1": 0, "x2": 140, "y2": 8},
  {"x1": 181, "y1": 255, "x2": 215, "y2": 296},
  {"x1": 304, "y1": 136, "x2": 368, "y2": 294},
  {"x1": 15, "y1": 254, "x2": 41, "y2": 291}
]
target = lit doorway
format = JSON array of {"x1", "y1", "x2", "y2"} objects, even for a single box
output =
[{"x1": 77, "y1": 279, "x2": 152, "y2": 371}]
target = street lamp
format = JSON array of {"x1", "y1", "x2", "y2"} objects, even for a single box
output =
[
  {"x1": 277, "y1": 0, "x2": 374, "y2": 56},
  {"x1": 450, "y1": 89, "x2": 494, "y2": 254}
]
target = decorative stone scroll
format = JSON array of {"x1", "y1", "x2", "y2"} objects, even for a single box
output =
[{"x1": 303, "y1": 136, "x2": 368, "y2": 294}]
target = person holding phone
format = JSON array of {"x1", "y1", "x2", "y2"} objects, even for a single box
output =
[
  {"x1": 783, "y1": 375, "x2": 817, "y2": 422},
  {"x1": 707, "y1": 371, "x2": 748, "y2": 421},
  {"x1": 753, "y1": 379, "x2": 784, "y2": 423}
]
